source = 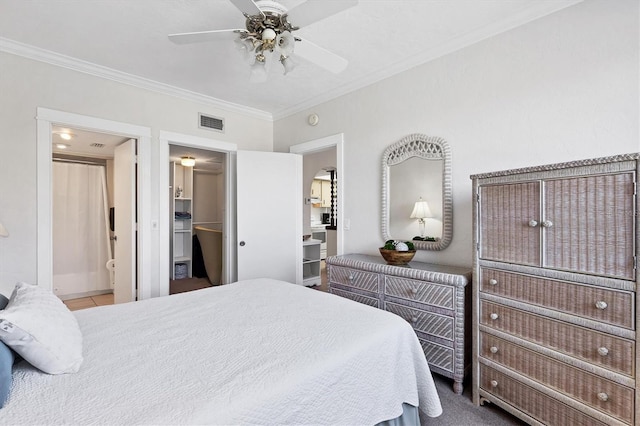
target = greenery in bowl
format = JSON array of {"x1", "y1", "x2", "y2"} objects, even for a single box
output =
[{"x1": 382, "y1": 240, "x2": 415, "y2": 251}]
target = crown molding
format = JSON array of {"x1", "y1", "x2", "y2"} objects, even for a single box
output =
[
  {"x1": 0, "y1": 37, "x2": 273, "y2": 121},
  {"x1": 272, "y1": 0, "x2": 583, "y2": 120}
]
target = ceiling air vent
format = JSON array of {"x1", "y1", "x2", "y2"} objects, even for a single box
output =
[
  {"x1": 90, "y1": 143, "x2": 105, "y2": 148},
  {"x1": 199, "y1": 113, "x2": 225, "y2": 133}
]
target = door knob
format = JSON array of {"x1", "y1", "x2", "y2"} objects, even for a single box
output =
[{"x1": 239, "y1": 241, "x2": 246, "y2": 247}]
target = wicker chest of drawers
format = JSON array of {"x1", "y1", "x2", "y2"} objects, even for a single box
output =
[
  {"x1": 326, "y1": 254, "x2": 471, "y2": 394},
  {"x1": 471, "y1": 153, "x2": 639, "y2": 425}
]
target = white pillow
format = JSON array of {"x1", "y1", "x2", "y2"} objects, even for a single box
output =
[{"x1": 0, "y1": 282, "x2": 83, "y2": 374}]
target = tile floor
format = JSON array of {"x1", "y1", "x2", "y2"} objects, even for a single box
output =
[{"x1": 63, "y1": 293, "x2": 114, "y2": 311}]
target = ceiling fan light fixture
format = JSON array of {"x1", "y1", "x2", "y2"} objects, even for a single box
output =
[
  {"x1": 169, "y1": 0, "x2": 357, "y2": 81},
  {"x1": 250, "y1": 59, "x2": 268, "y2": 83},
  {"x1": 280, "y1": 55, "x2": 296, "y2": 75},
  {"x1": 261, "y1": 28, "x2": 277, "y2": 41},
  {"x1": 180, "y1": 156, "x2": 196, "y2": 167},
  {"x1": 275, "y1": 31, "x2": 295, "y2": 56}
]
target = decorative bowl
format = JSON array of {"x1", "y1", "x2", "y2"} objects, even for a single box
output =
[{"x1": 379, "y1": 248, "x2": 416, "y2": 265}]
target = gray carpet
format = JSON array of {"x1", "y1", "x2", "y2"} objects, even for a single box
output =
[{"x1": 425, "y1": 374, "x2": 526, "y2": 425}]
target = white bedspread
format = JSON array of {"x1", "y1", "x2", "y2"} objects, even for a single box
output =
[{"x1": 0, "y1": 278, "x2": 442, "y2": 425}]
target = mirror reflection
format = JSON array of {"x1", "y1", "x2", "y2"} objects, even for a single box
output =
[
  {"x1": 389, "y1": 157, "x2": 443, "y2": 240},
  {"x1": 381, "y1": 134, "x2": 453, "y2": 251}
]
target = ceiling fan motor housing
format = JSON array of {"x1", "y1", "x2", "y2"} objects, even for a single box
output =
[{"x1": 245, "y1": 0, "x2": 298, "y2": 40}]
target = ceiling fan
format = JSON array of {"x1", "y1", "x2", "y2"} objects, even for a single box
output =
[{"x1": 168, "y1": 0, "x2": 358, "y2": 81}]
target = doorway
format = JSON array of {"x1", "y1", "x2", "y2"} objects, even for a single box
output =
[
  {"x1": 50, "y1": 126, "x2": 135, "y2": 306},
  {"x1": 35, "y1": 107, "x2": 152, "y2": 300},
  {"x1": 290, "y1": 133, "x2": 345, "y2": 290},
  {"x1": 159, "y1": 131, "x2": 237, "y2": 296},
  {"x1": 289, "y1": 133, "x2": 347, "y2": 255},
  {"x1": 159, "y1": 131, "x2": 304, "y2": 291},
  {"x1": 168, "y1": 144, "x2": 227, "y2": 295}
]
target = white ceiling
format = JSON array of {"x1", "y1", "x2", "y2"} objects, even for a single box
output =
[{"x1": 0, "y1": 0, "x2": 581, "y2": 119}]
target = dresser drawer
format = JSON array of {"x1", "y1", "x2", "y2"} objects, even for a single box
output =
[
  {"x1": 330, "y1": 288, "x2": 380, "y2": 308},
  {"x1": 419, "y1": 338, "x2": 454, "y2": 375},
  {"x1": 481, "y1": 332, "x2": 634, "y2": 424},
  {"x1": 480, "y1": 268, "x2": 634, "y2": 329},
  {"x1": 329, "y1": 266, "x2": 379, "y2": 293},
  {"x1": 385, "y1": 301, "x2": 454, "y2": 340},
  {"x1": 480, "y1": 365, "x2": 609, "y2": 426},
  {"x1": 480, "y1": 300, "x2": 635, "y2": 377},
  {"x1": 384, "y1": 276, "x2": 454, "y2": 309}
]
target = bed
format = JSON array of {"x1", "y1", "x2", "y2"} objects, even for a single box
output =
[{"x1": 0, "y1": 278, "x2": 442, "y2": 425}]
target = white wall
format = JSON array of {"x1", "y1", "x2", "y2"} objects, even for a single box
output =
[
  {"x1": 274, "y1": 0, "x2": 639, "y2": 268},
  {"x1": 0, "y1": 51, "x2": 273, "y2": 295},
  {"x1": 193, "y1": 171, "x2": 224, "y2": 227}
]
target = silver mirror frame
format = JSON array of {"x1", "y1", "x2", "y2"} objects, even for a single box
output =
[{"x1": 381, "y1": 133, "x2": 453, "y2": 251}]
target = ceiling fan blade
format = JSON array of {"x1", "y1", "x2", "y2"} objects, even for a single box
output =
[
  {"x1": 168, "y1": 29, "x2": 245, "y2": 44},
  {"x1": 287, "y1": 0, "x2": 358, "y2": 28},
  {"x1": 229, "y1": 0, "x2": 264, "y2": 18},
  {"x1": 295, "y1": 38, "x2": 348, "y2": 74}
]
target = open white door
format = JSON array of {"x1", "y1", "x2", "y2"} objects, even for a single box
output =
[
  {"x1": 237, "y1": 151, "x2": 302, "y2": 284},
  {"x1": 113, "y1": 139, "x2": 136, "y2": 303}
]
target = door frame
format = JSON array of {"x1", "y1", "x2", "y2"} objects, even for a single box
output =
[
  {"x1": 289, "y1": 133, "x2": 345, "y2": 256},
  {"x1": 158, "y1": 130, "x2": 237, "y2": 296},
  {"x1": 36, "y1": 107, "x2": 152, "y2": 299}
]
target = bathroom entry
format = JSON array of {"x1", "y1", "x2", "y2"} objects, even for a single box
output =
[
  {"x1": 51, "y1": 126, "x2": 135, "y2": 304},
  {"x1": 169, "y1": 145, "x2": 226, "y2": 293}
]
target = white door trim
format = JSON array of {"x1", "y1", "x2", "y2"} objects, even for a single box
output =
[
  {"x1": 158, "y1": 130, "x2": 238, "y2": 296},
  {"x1": 289, "y1": 133, "x2": 345, "y2": 256},
  {"x1": 36, "y1": 107, "x2": 152, "y2": 299}
]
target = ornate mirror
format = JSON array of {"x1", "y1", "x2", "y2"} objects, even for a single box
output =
[{"x1": 381, "y1": 134, "x2": 452, "y2": 251}]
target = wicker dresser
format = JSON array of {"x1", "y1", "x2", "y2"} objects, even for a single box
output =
[
  {"x1": 325, "y1": 254, "x2": 471, "y2": 394},
  {"x1": 471, "y1": 153, "x2": 640, "y2": 425}
]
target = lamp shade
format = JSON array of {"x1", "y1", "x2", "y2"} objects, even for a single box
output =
[
  {"x1": 410, "y1": 198, "x2": 432, "y2": 219},
  {"x1": 0, "y1": 222, "x2": 8, "y2": 238}
]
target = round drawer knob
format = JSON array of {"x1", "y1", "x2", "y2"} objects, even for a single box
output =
[
  {"x1": 411, "y1": 316, "x2": 418, "y2": 323},
  {"x1": 490, "y1": 346, "x2": 498, "y2": 354},
  {"x1": 411, "y1": 287, "x2": 418, "y2": 295},
  {"x1": 595, "y1": 300, "x2": 608, "y2": 310},
  {"x1": 348, "y1": 274, "x2": 354, "y2": 281},
  {"x1": 598, "y1": 347, "x2": 609, "y2": 356},
  {"x1": 490, "y1": 313, "x2": 499, "y2": 320},
  {"x1": 490, "y1": 380, "x2": 498, "y2": 388},
  {"x1": 528, "y1": 220, "x2": 538, "y2": 228},
  {"x1": 489, "y1": 279, "x2": 498, "y2": 286},
  {"x1": 597, "y1": 392, "x2": 609, "y2": 402},
  {"x1": 541, "y1": 220, "x2": 553, "y2": 228}
]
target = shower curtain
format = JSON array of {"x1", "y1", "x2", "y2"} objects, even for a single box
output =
[{"x1": 52, "y1": 162, "x2": 112, "y2": 297}]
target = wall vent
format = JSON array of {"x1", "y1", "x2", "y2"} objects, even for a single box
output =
[
  {"x1": 199, "y1": 113, "x2": 225, "y2": 133},
  {"x1": 90, "y1": 143, "x2": 105, "y2": 148}
]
